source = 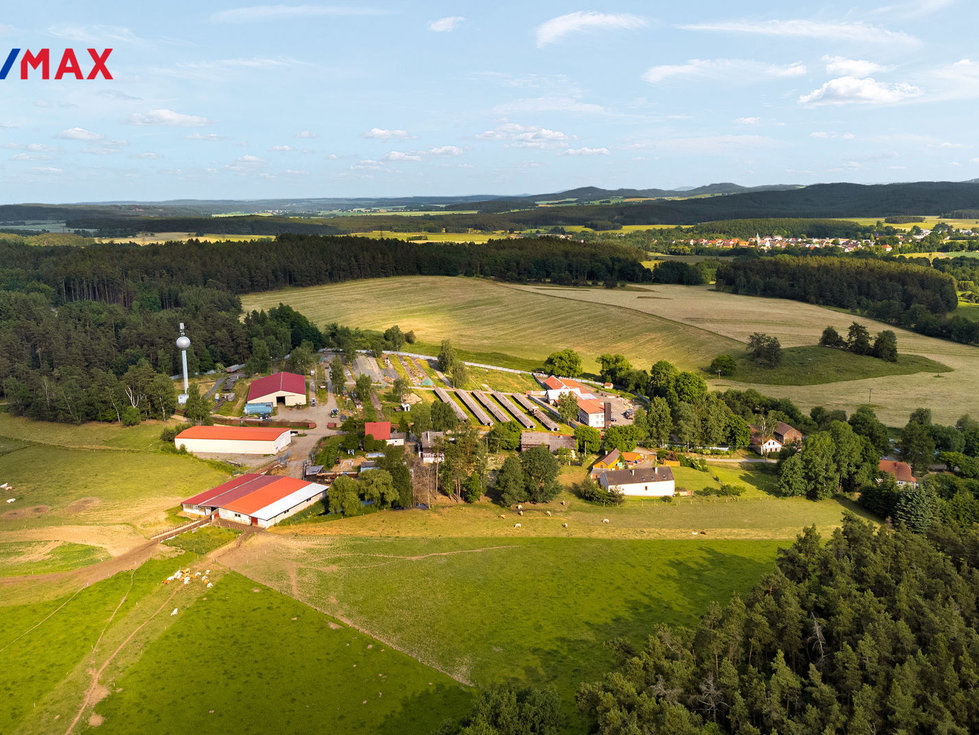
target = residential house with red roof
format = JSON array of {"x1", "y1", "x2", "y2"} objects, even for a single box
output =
[{"x1": 879, "y1": 459, "x2": 917, "y2": 487}]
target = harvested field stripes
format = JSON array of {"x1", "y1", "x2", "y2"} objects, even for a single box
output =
[
  {"x1": 513, "y1": 393, "x2": 561, "y2": 431},
  {"x1": 473, "y1": 391, "x2": 510, "y2": 423},
  {"x1": 434, "y1": 388, "x2": 468, "y2": 422},
  {"x1": 493, "y1": 393, "x2": 535, "y2": 429},
  {"x1": 456, "y1": 391, "x2": 493, "y2": 426}
]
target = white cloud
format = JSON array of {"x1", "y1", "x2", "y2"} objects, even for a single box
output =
[
  {"x1": 429, "y1": 145, "x2": 464, "y2": 156},
  {"x1": 363, "y1": 127, "x2": 412, "y2": 139},
  {"x1": 350, "y1": 158, "x2": 385, "y2": 171},
  {"x1": 810, "y1": 131, "x2": 855, "y2": 139},
  {"x1": 628, "y1": 134, "x2": 777, "y2": 155},
  {"x1": 47, "y1": 24, "x2": 144, "y2": 44},
  {"x1": 563, "y1": 147, "x2": 609, "y2": 156},
  {"x1": 0, "y1": 24, "x2": 16, "y2": 35},
  {"x1": 32, "y1": 167, "x2": 63, "y2": 174},
  {"x1": 133, "y1": 152, "x2": 162, "y2": 159},
  {"x1": 163, "y1": 56, "x2": 310, "y2": 79},
  {"x1": 493, "y1": 96, "x2": 605, "y2": 114},
  {"x1": 682, "y1": 19, "x2": 918, "y2": 45},
  {"x1": 800, "y1": 76, "x2": 921, "y2": 105},
  {"x1": 382, "y1": 150, "x2": 422, "y2": 162},
  {"x1": 429, "y1": 16, "x2": 464, "y2": 32},
  {"x1": 875, "y1": 0, "x2": 956, "y2": 18},
  {"x1": 823, "y1": 56, "x2": 887, "y2": 76},
  {"x1": 84, "y1": 140, "x2": 128, "y2": 155},
  {"x1": 4, "y1": 143, "x2": 57, "y2": 153},
  {"x1": 296, "y1": 130, "x2": 318, "y2": 138},
  {"x1": 270, "y1": 144, "x2": 296, "y2": 152},
  {"x1": 186, "y1": 133, "x2": 227, "y2": 141},
  {"x1": 536, "y1": 11, "x2": 647, "y2": 47},
  {"x1": 643, "y1": 58, "x2": 805, "y2": 83},
  {"x1": 211, "y1": 5, "x2": 384, "y2": 23},
  {"x1": 477, "y1": 122, "x2": 569, "y2": 148},
  {"x1": 12, "y1": 152, "x2": 51, "y2": 161},
  {"x1": 128, "y1": 109, "x2": 212, "y2": 127},
  {"x1": 734, "y1": 117, "x2": 761, "y2": 125},
  {"x1": 283, "y1": 169, "x2": 309, "y2": 175},
  {"x1": 57, "y1": 127, "x2": 103, "y2": 141},
  {"x1": 226, "y1": 154, "x2": 267, "y2": 173}
]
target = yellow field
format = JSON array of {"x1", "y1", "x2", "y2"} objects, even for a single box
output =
[
  {"x1": 240, "y1": 276, "x2": 740, "y2": 373},
  {"x1": 343, "y1": 230, "x2": 503, "y2": 243},
  {"x1": 841, "y1": 217, "x2": 979, "y2": 231},
  {"x1": 513, "y1": 284, "x2": 979, "y2": 425},
  {"x1": 97, "y1": 232, "x2": 275, "y2": 245}
]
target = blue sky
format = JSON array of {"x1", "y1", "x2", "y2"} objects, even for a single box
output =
[{"x1": 1, "y1": 1, "x2": 977, "y2": 202}]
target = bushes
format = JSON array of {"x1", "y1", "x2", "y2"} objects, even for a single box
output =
[
  {"x1": 573, "y1": 477, "x2": 624, "y2": 506},
  {"x1": 695, "y1": 483, "x2": 746, "y2": 497}
]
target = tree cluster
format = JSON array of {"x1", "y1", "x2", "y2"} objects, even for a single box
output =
[
  {"x1": 495, "y1": 447, "x2": 560, "y2": 505},
  {"x1": 819, "y1": 322, "x2": 898, "y2": 361}
]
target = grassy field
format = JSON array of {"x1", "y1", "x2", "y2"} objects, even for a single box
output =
[
  {"x1": 512, "y1": 283, "x2": 979, "y2": 425},
  {"x1": 0, "y1": 540, "x2": 109, "y2": 577},
  {"x1": 97, "y1": 232, "x2": 275, "y2": 245},
  {"x1": 0, "y1": 550, "x2": 468, "y2": 735},
  {"x1": 343, "y1": 230, "x2": 501, "y2": 243},
  {"x1": 221, "y1": 532, "x2": 782, "y2": 726},
  {"x1": 162, "y1": 526, "x2": 241, "y2": 556},
  {"x1": 458, "y1": 366, "x2": 539, "y2": 394},
  {"x1": 842, "y1": 217, "x2": 979, "y2": 231},
  {"x1": 240, "y1": 276, "x2": 741, "y2": 374},
  {"x1": 723, "y1": 345, "x2": 949, "y2": 386},
  {"x1": 0, "y1": 415, "x2": 231, "y2": 541}
]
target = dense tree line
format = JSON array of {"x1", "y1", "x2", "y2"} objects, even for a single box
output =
[
  {"x1": 578, "y1": 516, "x2": 979, "y2": 734},
  {"x1": 715, "y1": 255, "x2": 979, "y2": 344}
]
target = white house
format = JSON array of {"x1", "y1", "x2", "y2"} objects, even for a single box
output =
[
  {"x1": 540, "y1": 375, "x2": 595, "y2": 403},
  {"x1": 599, "y1": 467, "x2": 675, "y2": 497},
  {"x1": 577, "y1": 397, "x2": 606, "y2": 428}
]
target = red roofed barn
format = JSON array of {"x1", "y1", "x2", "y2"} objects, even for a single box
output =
[
  {"x1": 182, "y1": 473, "x2": 327, "y2": 527},
  {"x1": 174, "y1": 425, "x2": 292, "y2": 455},
  {"x1": 247, "y1": 371, "x2": 307, "y2": 407}
]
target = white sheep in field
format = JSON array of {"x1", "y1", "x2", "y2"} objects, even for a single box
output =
[
  {"x1": 499, "y1": 514, "x2": 505, "y2": 519},
  {"x1": 514, "y1": 523, "x2": 522, "y2": 528},
  {"x1": 518, "y1": 510, "x2": 524, "y2": 516},
  {"x1": 562, "y1": 523, "x2": 568, "y2": 528},
  {"x1": 517, "y1": 504, "x2": 523, "y2": 510},
  {"x1": 545, "y1": 510, "x2": 551, "y2": 516},
  {"x1": 602, "y1": 518, "x2": 610, "y2": 524}
]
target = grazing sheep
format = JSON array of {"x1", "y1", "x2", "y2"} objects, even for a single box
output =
[
  {"x1": 545, "y1": 510, "x2": 551, "y2": 516},
  {"x1": 499, "y1": 514, "x2": 505, "y2": 519},
  {"x1": 562, "y1": 523, "x2": 568, "y2": 528},
  {"x1": 517, "y1": 504, "x2": 523, "y2": 510},
  {"x1": 602, "y1": 518, "x2": 610, "y2": 524},
  {"x1": 560, "y1": 500, "x2": 566, "y2": 506},
  {"x1": 518, "y1": 510, "x2": 524, "y2": 516},
  {"x1": 514, "y1": 523, "x2": 522, "y2": 528}
]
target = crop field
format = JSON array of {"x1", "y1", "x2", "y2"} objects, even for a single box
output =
[
  {"x1": 342, "y1": 229, "x2": 501, "y2": 243},
  {"x1": 841, "y1": 217, "x2": 979, "y2": 231},
  {"x1": 97, "y1": 232, "x2": 275, "y2": 245},
  {"x1": 513, "y1": 283, "x2": 979, "y2": 425},
  {"x1": 220, "y1": 532, "x2": 783, "y2": 725},
  {"x1": 240, "y1": 276, "x2": 741, "y2": 375}
]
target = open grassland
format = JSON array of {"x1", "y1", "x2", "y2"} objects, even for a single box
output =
[
  {"x1": 956, "y1": 303, "x2": 979, "y2": 321},
  {"x1": 221, "y1": 532, "x2": 782, "y2": 726},
  {"x1": 0, "y1": 550, "x2": 466, "y2": 735},
  {"x1": 459, "y1": 366, "x2": 539, "y2": 394},
  {"x1": 96, "y1": 232, "x2": 275, "y2": 245},
  {"x1": 162, "y1": 526, "x2": 241, "y2": 556},
  {"x1": 724, "y1": 345, "x2": 949, "y2": 386},
  {"x1": 841, "y1": 217, "x2": 979, "y2": 231},
  {"x1": 0, "y1": 540, "x2": 109, "y2": 577},
  {"x1": 342, "y1": 229, "x2": 501, "y2": 243},
  {"x1": 0, "y1": 416, "x2": 230, "y2": 543},
  {"x1": 513, "y1": 283, "x2": 979, "y2": 425},
  {"x1": 241, "y1": 276, "x2": 741, "y2": 374},
  {"x1": 91, "y1": 571, "x2": 470, "y2": 735}
]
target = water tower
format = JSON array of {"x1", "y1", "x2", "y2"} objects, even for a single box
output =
[{"x1": 176, "y1": 322, "x2": 191, "y2": 405}]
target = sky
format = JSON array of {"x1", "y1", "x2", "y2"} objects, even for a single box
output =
[{"x1": 1, "y1": 0, "x2": 977, "y2": 202}]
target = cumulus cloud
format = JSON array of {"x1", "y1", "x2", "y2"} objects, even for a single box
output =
[
  {"x1": 536, "y1": 11, "x2": 646, "y2": 47},
  {"x1": 296, "y1": 130, "x2": 318, "y2": 138},
  {"x1": 226, "y1": 154, "x2": 266, "y2": 173},
  {"x1": 128, "y1": 109, "x2": 212, "y2": 127},
  {"x1": 382, "y1": 150, "x2": 422, "y2": 162},
  {"x1": 682, "y1": 19, "x2": 917, "y2": 45},
  {"x1": 810, "y1": 131, "x2": 856, "y2": 139},
  {"x1": 643, "y1": 58, "x2": 805, "y2": 83},
  {"x1": 362, "y1": 127, "x2": 412, "y2": 139},
  {"x1": 211, "y1": 5, "x2": 384, "y2": 23},
  {"x1": 823, "y1": 56, "x2": 887, "y2": 76},
  {"x1": 800, "y1": 76, "x2": 921, "y2": 105},
  {"x1": 57, "y1": 127, "x2": 103, "y2": 141},
  {"x1": 563, "y1": 147, "x2": 609, "y2": 156},
  {"x1": 477, "y1": 122, "x2": 569, "y2": 148},
  {"x1": 186, "y1": 133, "x2": 227, "y2": 141},
  {"x1": 270, "y1": 144, "x2": 296, "y2": 152},
  {"x1": 428, "y1": 16, "x2": 464, "y2": 32},
  {"x1": 429, "y1": 145, "x2": 464, "y2": 156}
]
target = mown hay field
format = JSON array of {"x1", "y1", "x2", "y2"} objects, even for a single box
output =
[{"x1": 241, "y1": 276, "x2": 741, "y2": 374}]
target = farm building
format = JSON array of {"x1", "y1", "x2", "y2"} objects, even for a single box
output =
[
  {"x1": 519, "y1": 431, "x2": 576, "y2": 453},
  {"x1": 749, "y1": 427, "x2": 782, "y2": 455},
  {"x1": 181, "y1": 474, "x2": 327, "y2": 527},
  {"x1": 418, "y1": 431, "x2": 445, "y2": 463},
  {"x1": 247, "y1": 371, "x2": 307, "y2": 407},
  {"x1": 773, "y1": 422, "x2": 804, "y2": 446},
  {"x1": 599, "y1": 467, "x2": 675, "y2": 497},
  {"x1": 879, "y1": 459, "x2": 917, "y2": 487},
  {"x1": 364, "y1": 421, "x2": 391, "y2": 442},
  {"x1": 592, "y1": 448, "x2": 621, "y2": 472},
  {"x1": 539, "y1": 375, "x2": 596, "y2": 403},
  {"x1": 174, "y1": 425, "x2": 291, "y2": 455},
  {"x1": 577, "y1": 398, "x2": 607, "y2": 428}
]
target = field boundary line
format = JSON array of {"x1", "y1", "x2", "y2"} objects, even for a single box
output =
[{"x1": 0, "y1": 586, "x2": 86, "y2": 654}]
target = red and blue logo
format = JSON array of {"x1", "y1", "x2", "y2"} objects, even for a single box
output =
[{"x1": 0, "y1": 48, "x2": 112, "y2": 80}]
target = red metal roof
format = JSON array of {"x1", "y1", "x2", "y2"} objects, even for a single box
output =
[
  {"x1": 577, "y1": 397, "x2": 605, "y2": 414},
  {"x1": 247, "y1": 372, "x2": 306, "y2": 402},
  {"x1": 364, "y1": 421, "x2": 391, "y2": 441},
  {"x1": 221, "y1": 476, "x2": 309, "y2": 515},
  {"x1": 176, "y1": 425, "x2": 290, "y2": 442},
  {"x1": 182, "y1": 473, "x2": 279, "y2": 507},
  {"x1": 542, "y1": 376, "x2": 565, "y2": 390}
]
